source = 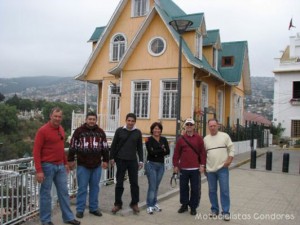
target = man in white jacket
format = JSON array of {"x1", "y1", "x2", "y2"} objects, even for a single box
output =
[{"x1": 204, "y1": 118, "x2": 234, "y2": 221}]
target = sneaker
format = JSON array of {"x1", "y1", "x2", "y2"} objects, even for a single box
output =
[
  {"x1": 76, "y1": 212, "x2": 83, "y2": 218},
  {"x1": 223, "y1": 214, "x2": 230, "y2": 221},
  {"x1": 177, "y1": 204, "x2": 188, "y2": 213},
  {"x1": 147, "y1": 207, "x2": 154, "y2": 214},
  {"x1": 153, "y1": 204, "x2": 162, "y2": 212},
  {"x1": 209, "y1": 212, "x2": 218, "y2": 218}
]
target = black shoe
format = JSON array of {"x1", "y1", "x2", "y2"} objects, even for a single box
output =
[
  {"x1": 65, "y1": 219, "x2": 80, "y2": 225},
  {"x1": 89, "y1": 209, "x2": 102, "y2": 217},
  {"x1": 190, "y1": 209, "x2": 197, "y2": 215},
  {"x1": 177, "y1": 204, "x2": 188, "y2": 213},
  {"x1": 42, "y1": 222, "x2": 54, "y2": 225},
  {"x1": 76, "y1": 212, "x2": 83, "y2": 218}
]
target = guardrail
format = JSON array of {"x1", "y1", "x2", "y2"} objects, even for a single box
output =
[{"x1": 0, "y1": 139, "x2": 251, "y2": 224}]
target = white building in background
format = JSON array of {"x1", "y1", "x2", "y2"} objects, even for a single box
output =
[{"x1": 273, "y1": 32, "x2": 300, "y2": 139}]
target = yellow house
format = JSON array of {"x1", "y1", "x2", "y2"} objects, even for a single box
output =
[{"x1": 75, "y1": 0, "x2": 251, "y2": 137}]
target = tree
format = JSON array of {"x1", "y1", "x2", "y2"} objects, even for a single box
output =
[
  {"x1": 0, "y1": 92, "x2": 5, "y2": 102},
  {"x1": 0, "y1": 104, "x2": 18, "y2": 134}
]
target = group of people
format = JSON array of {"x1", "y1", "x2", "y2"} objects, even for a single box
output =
[{"x1": 33, "y1": 108, "x2": 234, "y2": 225}]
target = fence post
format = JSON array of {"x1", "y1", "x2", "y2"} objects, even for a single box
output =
[
  {"x1": 250, "y1": 149, "x2": 256, "y2": 169},
  {"x1": 203, "y1": 107, "x2": 207, "y2": 137},
  {"x1": 266, "y1": 151, "x2": 272, "y2": 171},
  {"x1": 282, "y1": 153, "x2": 290, "y2": 173}
]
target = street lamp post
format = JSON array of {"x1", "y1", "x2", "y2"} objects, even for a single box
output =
[{"x1": 169, "y1": 19, "x2": 193, "y2": 141}]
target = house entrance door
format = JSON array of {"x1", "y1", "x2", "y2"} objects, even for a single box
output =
[{"x1": 107, "y1": 85, "x2": 120, "y2": 131}]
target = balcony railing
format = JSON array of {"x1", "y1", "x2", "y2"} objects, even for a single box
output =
[{"x1": 71, "y1": 112, "x2": 119, "y2": 134}]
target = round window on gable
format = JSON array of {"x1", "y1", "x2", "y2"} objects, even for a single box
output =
[{"x1": 148, "y1": 37, "x2": 166, "y2": 56}]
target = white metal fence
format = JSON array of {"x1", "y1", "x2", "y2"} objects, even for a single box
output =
[{"x1": 0, "y1": 139, "x2": 254, "y2": 225}]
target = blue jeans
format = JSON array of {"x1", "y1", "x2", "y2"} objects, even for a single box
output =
[
  {"x1": 40, "y1": 163, "x2": 74, "y2": 223},
  {"x1": 207, "y1": 167, "x2": 230, "y2": 215},
  {"x1": 179, "y1": 169, "x2": 199, "y2": 210},
  {"x1": 145, "y1": 161, "x2": 165, "y2": 207},
  {"x1": 76, "y1": 165, "x2": 102, "y2": 212}
]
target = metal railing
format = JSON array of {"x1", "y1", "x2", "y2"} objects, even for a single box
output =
[
  {"x1": 0, "y1": 141, "x2": 175, "y2": 225},
  {"x1": 0, "y1": 138, "x2": 253, "y2": 224},
  {"x1": 71, "y1": 112, "x2": 119, "y2": 134},
  {"x1": 0, "y1": 158, "x2": 38, "y2": 225}
]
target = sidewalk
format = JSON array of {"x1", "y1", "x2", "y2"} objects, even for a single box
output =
[{"x1": 28, "y1": 147, "x2": 300, "y2": 225}]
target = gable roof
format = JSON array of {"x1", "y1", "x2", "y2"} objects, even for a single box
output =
[
  {"x1": 218, "y1": 41, "x2": 250, "y2": 86},
  {"x1": 88, "y1": 26, "x2": 106, "y2": 43},
  {"x1": 203, "y1": 29, "x2": 221, "y2": 49},
  {"x1": 77, "y1": 0, "x2": 250, "y2": 89}
]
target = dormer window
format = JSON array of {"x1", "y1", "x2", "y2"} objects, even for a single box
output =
[
  {"x1": 222, "y1": 56, "x2": 234, "y2": 67},
  {"x1": 196, "y1": 32, "x2": 203, "y2": 60},
  {"x1": 132, "y1": 0, "x2": 149, "y2": 17}
]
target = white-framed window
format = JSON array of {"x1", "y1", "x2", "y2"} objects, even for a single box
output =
[
  {"x1": 148, "y1": 37, "x2": 167, "y2": 56},
  {"x1": 160, "y1": 80, "x2": 177, "y2": 119},
  {"x1": 233, "y1": 94, "x2": 243, "y2": 124},
  {"x1": 213, "y1": 48, "x2": 218, "y2": 69},
  {"x1": 132, "y1": 0, "x2": 149, "y2": 17},
  {"x1": 196, "y1": 32, "x2": 203, "y2": 60},
  {"x1": 131, "y1": 80, "x2": 151, "y2": 118},
  {"x1": 217, "y1": 90, "x2": 224, "y2": 123},
  {"x1": 110, "y1": 34, "x2": 126, "y2": 62},
  {"x1": 201, "y1": 83, "x2": 208, "y2": 111}
]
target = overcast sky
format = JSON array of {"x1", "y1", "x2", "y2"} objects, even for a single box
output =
[{"x1": 0, "y1": 0, "x2": 299, "y2": 78}]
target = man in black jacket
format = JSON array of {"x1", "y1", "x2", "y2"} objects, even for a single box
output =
[{"x1": 110, "y1": 113, "x2": 144, "y2": 214}]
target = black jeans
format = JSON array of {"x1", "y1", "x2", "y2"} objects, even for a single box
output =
[{"x1": 114, "y1": 158, "x2": 139, "y2": 206}]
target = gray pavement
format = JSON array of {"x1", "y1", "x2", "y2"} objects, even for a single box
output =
[{"x1": 27, "y1": 147, "x2": 300, "y2": 225}]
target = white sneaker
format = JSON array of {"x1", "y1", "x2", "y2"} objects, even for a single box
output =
[
  {"x1": 147, "y1": 207, "x2": 154, "y2": 214},
  {"x1": 153, "y1": 204, "x2": 162, "y2": 212}
]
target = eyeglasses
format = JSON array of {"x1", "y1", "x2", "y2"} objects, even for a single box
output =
[
  {"x1": 185, "y1": 123, "x2": 194, "y2": 126},
  {"x1": 58, "y1": 131, "x2": 64, "y2": 140}
]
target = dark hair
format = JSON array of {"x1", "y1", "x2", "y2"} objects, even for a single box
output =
[
  {"x1": 86, "y1": 111, "x2": 97, "y2": 119},
  {"x1": 208, "y1": 118, "x2": 218, "y2": 124},
  {"x1": 126, "y1": 113, "x2": 137, "y2": 121},
  {"x1": 150, "y1": 122, "x2": 163, "y2": 134},
  {"x1": 50, "y1": 107, "x2": 62, "y2": 116}
]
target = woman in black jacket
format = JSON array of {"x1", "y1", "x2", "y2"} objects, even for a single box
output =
[{"x1": 145, "y1": 122, "x2": 170, "y2": 214}]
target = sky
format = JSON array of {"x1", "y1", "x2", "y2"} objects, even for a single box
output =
[{"x1": 0, "y1": 0, "x2": 299, "y2": 79}]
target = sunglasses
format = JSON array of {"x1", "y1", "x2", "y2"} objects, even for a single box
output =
[{"x1": 185, "y1": 123, "x2": 194, "y2": 126}]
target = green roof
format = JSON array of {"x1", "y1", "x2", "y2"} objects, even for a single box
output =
[
  {"x1": 88, "y1": 26, "x2": 106, "y2": 42},
  {"x1": 156, "y1": 0, "x2": 186, "y2": 17},
  {"x1": 218, "y1": 41, "x2": 248, "y2": 84},
  {"x1": 203, "y1": 29, "x2": 220, "y2": 46}
]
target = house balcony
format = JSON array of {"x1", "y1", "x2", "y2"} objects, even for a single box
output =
[
  {"x1": 290, "y1": 98, "x2": 300, "y2": 106},
  {"x1": 71, "y1": 111, "x2": 119, "y2": 138}
]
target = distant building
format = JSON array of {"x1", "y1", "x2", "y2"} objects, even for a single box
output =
[{"x1": 273, "y1": 32, "x2": 300, "y2": 139}]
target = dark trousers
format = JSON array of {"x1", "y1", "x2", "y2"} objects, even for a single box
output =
[
  {"x1": 179, "y1": 169, "x2": 200, "y2": 210},
  {"x1": 115, "y1": 158, "x2": 139, "y2": 206}
]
